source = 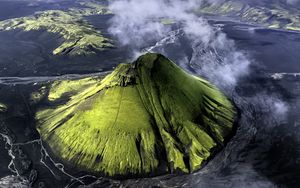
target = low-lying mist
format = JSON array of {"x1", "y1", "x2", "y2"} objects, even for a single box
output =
[
  {"x1": 108, "y1": 0, "x2": 250, "y2": 90},
  {"x1": 108, "y1": 0, "x2": 289, "y2": 117}
]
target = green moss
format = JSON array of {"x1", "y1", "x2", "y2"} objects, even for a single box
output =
[
  {"x1": 30, "y1": 86, "x2": 47, "y2": 104},
  {"x1": 160, "y1": 18, "x2": 175, "y2": 25},
  {"x1": 35, "y1": 53, "x2": 236, "y2": 177},
  {"x1": 197, "y1": 2, "x2": 243, "y2": 15},
  {"x1": 47, "y1": 77, "x2": 101, "y2": 101},
  {"x1": 198, "y1": 2, "x2": 300, "y2": 32},
  {"x1": 286, "y1": 25, "x2": 300, "y2": 31},
  {"x1": 0, "y1": 8, "x2": 113, "y2": 56},
  {"x1": 72, "y1": 1, "x2": 112, "y2": 16},
  {"x1": 0, "y1": 103, "x2": 7, "y2": 113},
  {"x1": 269, "y1": 22, "x2": 280, "y2": 29}
]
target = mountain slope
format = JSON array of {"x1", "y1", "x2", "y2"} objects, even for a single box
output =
[
  {"x1": 198, "y1": 0, "x2": 300, "y2": 31},
  {"x1": 35, "y1": 53, "x2": 236, "y2": 177}
]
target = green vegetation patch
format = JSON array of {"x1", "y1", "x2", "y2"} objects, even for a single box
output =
[
  {"x1": 35, "y1": 53, "x2": 236, "y2": 177},
  {"x1": 70, "y1": 1, "x2": 112, "y2": 16},
  {"x1": 0, "y1": 103, "x2": 7, "y2": 113},
  {"x1": 0, "y1": 4, "x2": 113, "y2": 56},
  {"x1": 198, "y1": 2, "x2": 300, "y2": 32}
]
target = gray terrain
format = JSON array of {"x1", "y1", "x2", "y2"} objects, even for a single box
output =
[{"x1": 0, "y1": 0, "x2": 300, "y2": 187}]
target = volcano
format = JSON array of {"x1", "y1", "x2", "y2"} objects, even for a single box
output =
[{"x1": 36, "y1": 53, "x2": 236, "y2": 177}]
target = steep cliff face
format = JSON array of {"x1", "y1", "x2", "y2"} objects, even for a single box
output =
[{"x1": 35, "y1": 53, "x2": 236, "y2": 177}]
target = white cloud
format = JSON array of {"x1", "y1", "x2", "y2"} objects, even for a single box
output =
[{"x1": 108, "y1": 0, "x2": 251, "y2": 89}]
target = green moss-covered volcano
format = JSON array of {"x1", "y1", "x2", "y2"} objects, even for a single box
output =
[{"x1": 36, "y1": 53, "x2": 236, "y2": 177}]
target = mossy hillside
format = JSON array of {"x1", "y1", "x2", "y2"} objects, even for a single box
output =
[
  {"x1": 160, "y1": 18, "x2": 175, "y2": 25},
  {"x1": 198, "y1": 2, "x2": 300, "y2": 32},
  {"x1": 36, "y1": 53, "x2": 236, "y2": 177},
  {"x1": 70, "y1": 1, "x2": 112, "y2": 16},
  {"x1": 0, "y1": 8, "x2": 113, "y2": 56}
]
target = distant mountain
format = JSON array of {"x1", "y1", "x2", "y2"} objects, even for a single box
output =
[
  {"x1": 0, "y1": 0, "x2": 113, "y2": 56},
  {"x1": 199, "y1": 0, "x2": 300, "y2": 31}
]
